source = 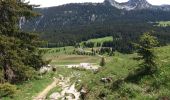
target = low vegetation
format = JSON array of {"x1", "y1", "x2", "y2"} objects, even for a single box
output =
[
  {"x1": 1, "y1": 34, "x2": 170, "y2": 99},
  {"x1": 157, "y1": 21, "x2": 170, "y2": 27},
  {"x1": 0, "y1": 0, "x2": 170, "y2": 99}
]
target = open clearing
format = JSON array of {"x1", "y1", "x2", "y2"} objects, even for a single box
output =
[
  {"x1": 157, "y1": 21, "x2": 170, "y2": 27},
  {"x1": 50, "y1": 55, "x2": 100, "y2": 65},
  {"x1": 2, "y1": 36, "x2": 170, "y2": 100}
]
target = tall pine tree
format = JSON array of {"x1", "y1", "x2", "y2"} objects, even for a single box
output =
[
  {"x1": 0, "y1": 0, "x2": 45, "y2": 83},
  {"x1": 136, "y1": 32, "x2": 159, "y2": 74}
]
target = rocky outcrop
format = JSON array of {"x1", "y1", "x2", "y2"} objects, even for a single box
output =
[{"x1": 104, "y1": 0, "x2": 170, "y2": 11}]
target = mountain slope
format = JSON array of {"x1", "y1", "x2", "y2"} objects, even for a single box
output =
[
  {"x1": 104, "y1": 0, "x2": 170, "y2": 11},
  {"x1": 104, "y1": 0, "x2": 152, "y2": 10},
  {"x1": 22, "y1": 1, "x2": 170, "y2": 47}
]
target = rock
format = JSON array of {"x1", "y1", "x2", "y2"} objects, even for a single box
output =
[
  {"x1": 80, "y1": 88, "x2": 87, "y2": 94},
  {"x1": 49, "y1": 92, "x2": 61, "y2": 100},
  {"x1": 39, "y1": 65, "x2": 53, "y2": 75},
  {"x1": 47, "y1": 64, "x2": 51, "y2": 67},
  {"x1": 100, "y1": 77, "x2": 112, "y2": 83},
  {"x1": 80, "y1": 87, "x2": 88, "y2": 100},
  {"x1": 39, "y1": 67, "x2": 48, "y2": 75}
]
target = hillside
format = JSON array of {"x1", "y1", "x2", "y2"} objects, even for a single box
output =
[
  {"x1": 1, "y1": 1, "x2": 170, "y2": 100},
  {"x1": 105, "y1": 0, "x2": 170, "y2": 11},
  {"x1": 21, "y1": 1, "x2": 170, "y2": 47},
  {"x1": 2, "y1": 36, "x2": 170, "y2": 99}
]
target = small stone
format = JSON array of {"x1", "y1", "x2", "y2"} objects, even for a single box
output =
[{"x1": 49, "y1": 92, "x2": 61, "y2": 100}]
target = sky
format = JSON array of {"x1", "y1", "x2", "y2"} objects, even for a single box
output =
[{"x1": 26, "y1": 0, "x2": 170, "y2": 8}]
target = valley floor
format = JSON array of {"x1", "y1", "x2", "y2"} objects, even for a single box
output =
[{"x1": 2, "y1": 45, "x2": 170, "y2": 100}]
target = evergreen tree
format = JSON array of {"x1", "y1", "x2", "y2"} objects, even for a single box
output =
[
  {"x1": 100, "y1": 57, "x2": 106, "y2": 67},
  {"x1": 125, "y1": 32, "x2": 159, "y2": 82},
  {"x1": 0, "y1": 0, "x2": 45, "y2": 83},
  {"x1": 135, "y1": 32, "x2": 159, "y2": 74}
]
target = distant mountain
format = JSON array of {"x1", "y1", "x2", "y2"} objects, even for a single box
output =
[
  {"x1": 104, "y1": 0, "x2": 152, "y2": 10},
  {"x1": 21, "y1": 0, "x2": 170, "y2": 47},
  {"x1": 104, "y1": 0, "x2": 170, "y2": 11}
]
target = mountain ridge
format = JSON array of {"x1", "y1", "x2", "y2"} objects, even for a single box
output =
[
  {"x1": 21, "y1": 0, "x2": 170, "y2": 46},
  {"x1": 104, "y1": 0, "x2": 170, "y2": 10}
]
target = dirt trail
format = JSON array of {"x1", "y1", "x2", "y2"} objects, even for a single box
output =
[
  {"x1": 49, "y1": 76, "x2": 80, "y2": 100},
  {"x1": 33, "y1": 75, "x2": 80, "y2": 100},
  {"x1": 58, "y1": 77, "x2": 80, "y2": 100},
  {"x1": 33, "y1": 78, "x2": 59, "y2": 100}
]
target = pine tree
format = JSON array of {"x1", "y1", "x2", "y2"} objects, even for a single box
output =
[
  {"x1": 136, "y1": 32, "x2": 159, "y2": 74},
  {"x1": 100, "y1": 57, "x2": 106, "y2": 67},
  {"x1": 125, "y1": 32, "x2": 159, "y2": 82},
  {"x1": 0, "y1": 0, "x2": 45, "y2": 83}
]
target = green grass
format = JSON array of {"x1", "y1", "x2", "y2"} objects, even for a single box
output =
[
  {"x1": 157, "y1": 21, "x2": 170, "y2": 27},
  {"x1": 46, "y1": 86, "x2": 62, "y2": 100},
  {"x1": 2, "y1": 45, "x2": 170, "y2": 100},
  {"x1": 76, "y1": 45, "x2": 170, "y2": 99},
  {"x1": 42, "y1": 46, "x2": 101, "y2": 66},
  {"x1": 2, "y1": 73, "x2": 54, "y2": 100},
  {"x1": 2, "y1": 45, "x2": 101, "y2": 100},
  {"x1": 80, "y1": 36, "x2": 113, "y2": 47},
  {"x1": 1, "y1": 67, "x2": 82, "y2": 100},
  {"x1": 87, "y1": 36, "x2": 113, "y2": 43}
]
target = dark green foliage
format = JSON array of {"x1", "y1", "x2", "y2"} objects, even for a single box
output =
[
  {"x1": 125, "y1": 66, "x2": 152, "y2": 83},
  {"x1": 0, "y1": 0, "x2": 45, "y2": 83},
  {"x1": 126, "y1": 33, "x2": 159, "y2": 82},
  {"x1": 111, "y1": 79, "x2": 124, "y2": 90},
  {"x1": 100, "y1": 57, "x2": 106, "y2": 67},
  {"x1": 0, "y1": 83, "x2": 18, "y2": 98},
  {"x1": 99, "y1": 47, "x2": 112, "y2": 55},
  {"x1": 118, "y1": 84, "x2": 138, "y2": 98},
  {"x1": 22, "y1": 3, "x2": 170, "y2": 52},
  {"x1": 136, "y1": 33, "x2": 159, "y2": 74},
  {"x1": 102, "y1": 41, "x2": 113, "y2": 47},
  {"x1": 83, "y1": 42, "x2": 95, "y2": 48}
]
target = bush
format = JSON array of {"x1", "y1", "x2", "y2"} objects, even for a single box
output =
[
  {"x1": 118, "y1": 83, "x2": 140, "y2": 98},
  {"x1": 0, "y1": 71, "x2": 5, "y2": 83},
  {"x1": 100, "y1": 57, "x2": 106, "y2": 67},
  {"x1": 0, "y1": 83, "x2": 18, "y2": 98}
]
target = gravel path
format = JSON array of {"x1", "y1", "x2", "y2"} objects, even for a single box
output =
[
  {"x1": 50, "y1": 76, "x2": 80, "y2": 100},
  {"x1": 33, "y1": 78, "x2": 59, "y2": 100},
  {"x1": 33, "y1": 75, "x2": 80, "y2": 100}
]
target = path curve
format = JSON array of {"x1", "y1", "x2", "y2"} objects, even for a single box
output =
[{"x1": 33, "y1": 78, "x2": 59, "y2": 100}]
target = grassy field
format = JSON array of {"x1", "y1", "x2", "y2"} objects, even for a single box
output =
[
  {"x1": 76, "y1": 45, "x2": 170, "y2": 99},
  {"x1": 2, "y1": 43, "x2": 170, "y2": 100},
  {"x1": 86, "y1": 36, "x2": 113, "y2": 43},
  {"x1": 80, "y1": 36, "x2": 113, "y2": 47},
  {"x1": 40, "y1": 44, "x2": 170, "y2": 99},
  {"x1": 2, "y1": 45, "x2": 101, "y2": 100},
  {"x1": 157, "y1": 21, "x2": 170, "y2": 27},
  {"x1": 42, "y1": 46, "x2": 101, "y2": 65}
]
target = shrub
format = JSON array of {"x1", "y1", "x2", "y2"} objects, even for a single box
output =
[
  {"x1": 118, "y1": 83, "x2": 139, "y2": 98},
  {"x1": 100, "y1": 57, "x2": 106, "y2": 67},
  {"x1": 0, "y1": 83, "x2": 18, "y2": 98}
]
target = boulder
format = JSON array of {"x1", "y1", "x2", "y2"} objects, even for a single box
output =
[
  {"x1": 100, "y1": 77, "x2": 112, "y2": 83},
  {"x1": 39, "y1": 65, "x2": 53, "y2": 75},
  {"x1": 49, "y1": 92, "x2": 61, "y2": 100}
]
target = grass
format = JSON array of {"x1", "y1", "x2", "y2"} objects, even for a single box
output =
[
  {"x1": 80, "y1": 36, "x2": 113, "y2": 47},
  {"x1": 86, "y1": 36, "x2": 113, "y2": 43},
  {"x1": 46, "y1": 86, "x2": 62, "y2": 100},
  {"x1": 50, "y1": 55, "x2": 100, "y2": 65},
  {"x1": 2, "y1": 44, "x2": 170, "y2": 100},
  {"x1": 2, "y1": 45, "x2": 101, "y2": 100},
  {"x1": 76, "y1": 45, "x2": 170, "y2": 99},
  {"x1": 157, "y1": 21, "x2": 170, "y2": 27},
  {"x1": 2, "y1": 73, "x2": 54, "y2": 100},
  {"x1": 42, "y1": 46, "x2": 101, "y2": 65},
  {"x1": 1, "y1": 67, "x2": 83, "y2": 100}
]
